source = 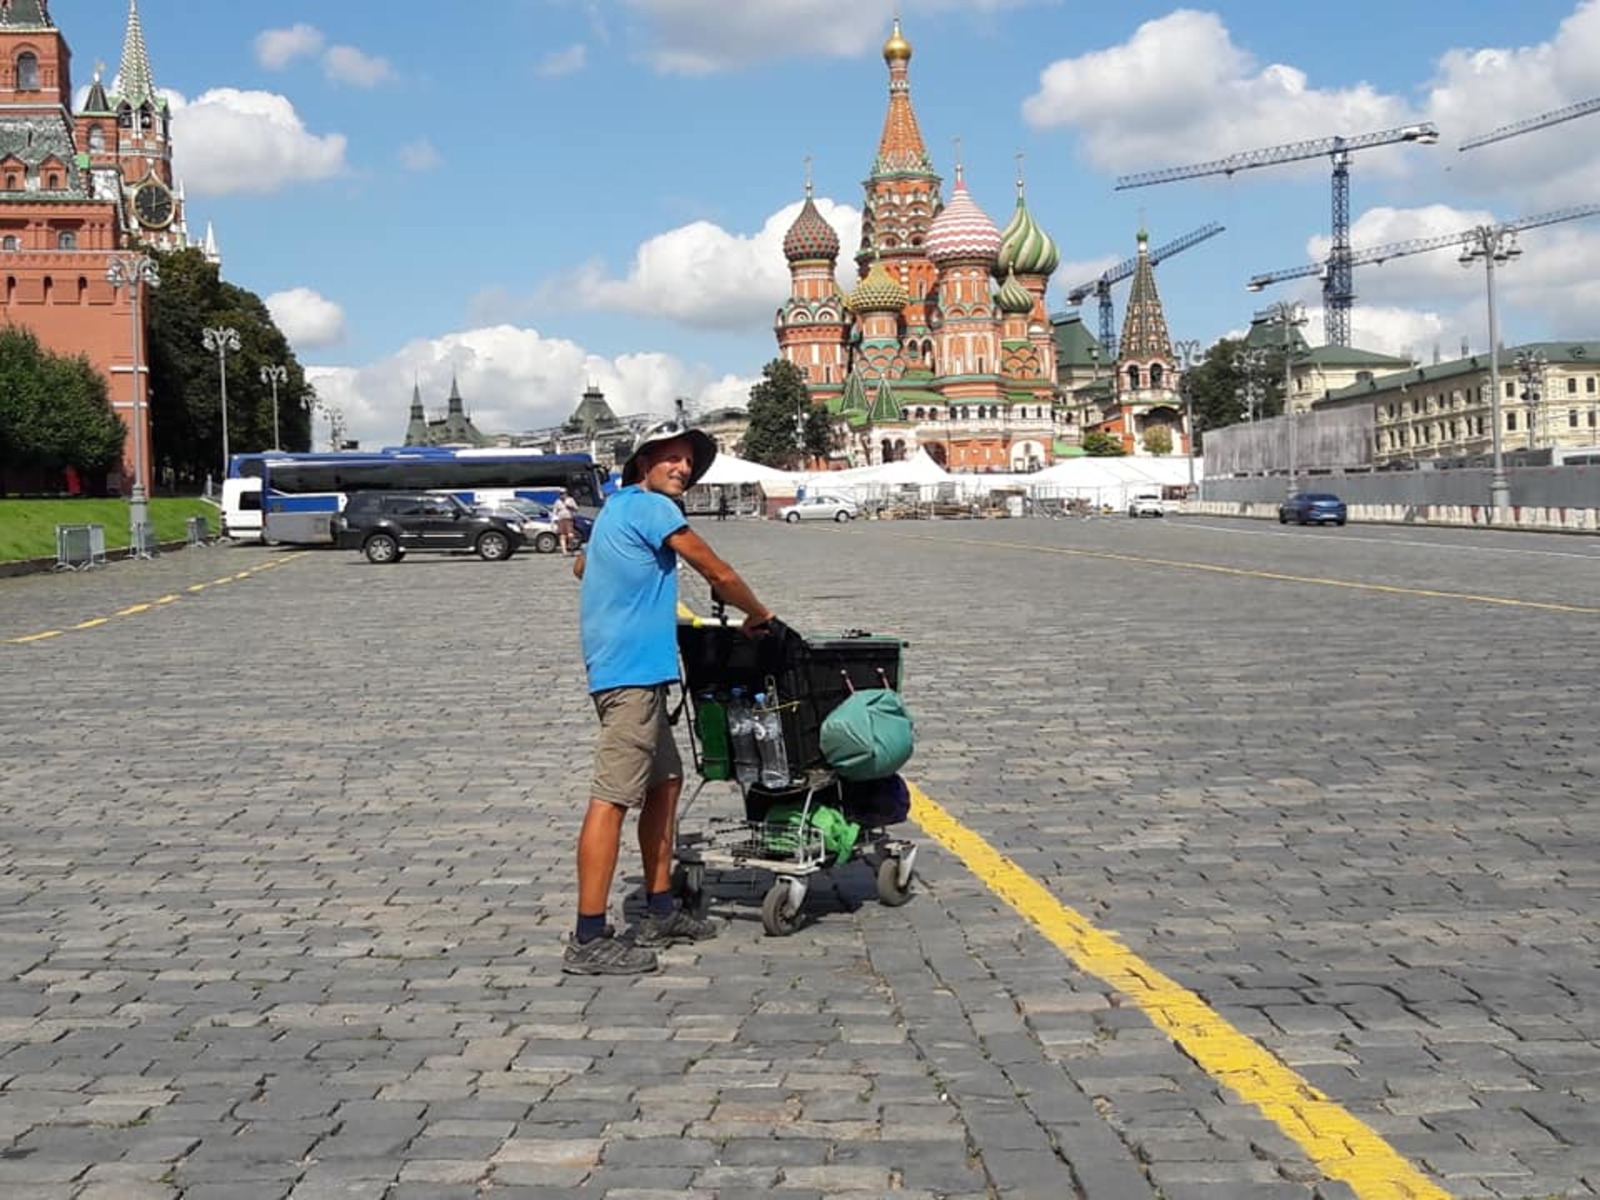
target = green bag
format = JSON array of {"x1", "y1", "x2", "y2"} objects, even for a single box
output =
[{"x1": 819, "y1": 688, "x2": 914, "y2": 782}]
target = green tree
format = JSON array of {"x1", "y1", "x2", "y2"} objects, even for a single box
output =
[
  {"x1": 802, "y1": 402, "x2": 837, "y2": 464},
  {"x1": 739, "y1": 358, "x2": 810, "y2": 467},
  {"x1": 0, "y1": 327, "x2": 124, "y2": 490},
  {"x1": 1143, "y1": 425, "x2": 1173, "y2": 456},
  {"x1": 1080, "y1": 430, "x2": 1127, "y2": 456},
  {"x1": 147, "y1": 247, "x2": 317, "y2": 487},
  {"x1": 1185, "y1": 336, "x2": 1291, "y2": 449}
]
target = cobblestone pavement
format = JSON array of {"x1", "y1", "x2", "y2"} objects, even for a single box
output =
[{"x1": 1, "y1": 515, "x2": 1598, "y2": 1200}]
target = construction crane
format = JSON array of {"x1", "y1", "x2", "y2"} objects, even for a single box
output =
[
  {"x1": 1115, "y1": 123, "x2": 1441, "y2": 348},
  {"x1": 1246, "y1": 201, "x2": 1600, "y2": 292},
  {"x1": 1461, "y1": 96, "x2": 1600, "y2": 150},
  {"x1": 1061, "y1": 221, "x2": 1225, "y2": 360}
]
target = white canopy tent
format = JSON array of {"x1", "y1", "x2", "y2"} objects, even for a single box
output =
[
  {"x1": 697, "y1": 452, "x2": 797, "y2": 486},
  {"x1": 801, "y1": 448, "x2": 950, "y2": 492}
]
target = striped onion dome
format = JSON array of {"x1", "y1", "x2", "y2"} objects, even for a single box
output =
[
  {"x1": 783, "y1": 193, "x2": 840, "y2": 263},
  {"x1": 847, "y1": 258, "x2": 909, "y2": 313},
  {"x1": 994, "y1": 268, "x2": 1035, "y2": 314},
  {"x1": 997, "y1": 185, "x2": 1060, "y2": 277},
  {"x1": 926, "y1": 171, "x2": 1001, "y2": 266}
]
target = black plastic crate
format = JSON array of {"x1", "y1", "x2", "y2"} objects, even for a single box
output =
[{"x1": 678, "y1": 619, "x2": 903, "y2": 777}]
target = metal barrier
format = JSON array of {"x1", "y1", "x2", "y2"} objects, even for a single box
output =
[
  {"x1": 130, "y1": 522, "x2": 160, "y2": 559},
  {"x1": 55, "y1": 524, "x2": 108, "y2": 571},
  {"x1": 186, "y1": 515, "x2": 209, "y2": 547}
]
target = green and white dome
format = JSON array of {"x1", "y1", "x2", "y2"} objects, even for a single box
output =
[{"x1": 997, "y1": 180, "x2": 1059, "y2": 278}]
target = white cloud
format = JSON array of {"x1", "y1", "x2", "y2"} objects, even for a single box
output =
[
  {"x1": 625, "y1": 0, "x2": 1037, "y2": 75},
  {"x1": 306, "y1": 326, "x2": 756, "y2": 450},
  {"x1": 1022, "y1": 10, "x2": 1420, "y2": 176},
  {"x1": 536, "y1": 44, "x2": 588, "y2": 78},
  {"x1": 323, "y1": 45, "x2": 397, "y2": 87},
  {"x1": 255, "y1": 24, "x2": 325, "y2": 70},
  {"x1": 399, "y1": 138, "x2": 443, "y2": 171},
  {"x1": 542, "y1": 197, "x2": 861, "y2": 330},
  {"x1": 170, "y1": 88, "x2": 348, "y2": 196},
  {"x1": 266, "y1": 288, "x2": 347, "y2": 349}
]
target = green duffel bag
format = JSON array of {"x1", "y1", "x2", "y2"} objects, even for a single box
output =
[{"x1": 819, "y1": 688, "x2": 914, "y2": 781}]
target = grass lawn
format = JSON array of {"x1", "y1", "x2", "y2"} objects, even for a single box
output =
[{"x1": 0, "y1": 497, "x2": 218, "y2": 562}]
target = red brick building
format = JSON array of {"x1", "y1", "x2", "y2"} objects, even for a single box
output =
[{"x1": 0, "y1": 0, "x2": 186, "y2": 492}]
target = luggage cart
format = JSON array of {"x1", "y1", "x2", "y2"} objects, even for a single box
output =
[{"x1": 673, "y1": 611, "x2": 918, "y2": 936}]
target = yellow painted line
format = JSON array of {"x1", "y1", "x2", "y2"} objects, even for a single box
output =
[
  {"x1": 156, "y1": 594, "x2": 180, "y2": 605},
  {"x1": 115, "y1": 603, "x2": 151, "y2": 616},
  {"x1": 11, "y1": 629, "x2": 62, "y2": 643},
  {"x1": 903, "y1": 533, "x2": 1600, "y2": 615},
  {"x1": 72, "y1": 618, "x2": 110, "y2": 630},
  {"x1": 909, "y1": 783, "x2": 1450, "y2": 1200},
  {"x1": 210, "y1": 577, "x2": 233, "y2": 585},
  {"x1": 187, "y1": 583, "x2": 207, "y2": 592}
]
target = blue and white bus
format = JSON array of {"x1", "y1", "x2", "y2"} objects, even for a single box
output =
[{"x1": 225, "y1": 449, "x2": 607, "y2": 544}]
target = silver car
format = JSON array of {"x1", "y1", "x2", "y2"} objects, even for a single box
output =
[{"x1": 776, "y1": 494, "x2": 861, "y2": 523}]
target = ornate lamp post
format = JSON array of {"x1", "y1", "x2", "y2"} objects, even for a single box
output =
[
  {"x1": 1254, "y1": 302, "x2": 1308, "y2": 495},
  {"x1": 105, "y1": 253, "x2": 160, "y2": 555},
  {"x1": 260, "y1": 364, "x2": 288, "y2": 450},
  {"x1": 1172, "y1": 338, "x2": 1203, "y2": 500},
  {"x1": 1459, "y1": 225, "x2": 1522, "y2": 509},
  {"x1": 1231, "y1": 347, "x2": 1268, "y2": 422},
  {"x1": 1513, "y1": 348, "x2": 1547, "y2": 453},
  {"x1": 201, "y1": 326, "x2": 241, "y2": 484}
]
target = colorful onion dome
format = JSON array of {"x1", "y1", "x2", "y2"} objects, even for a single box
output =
[
  {"x1": 882, "y1": 17, "x2": 912, "y2": 63},
  {"x1": 997, "y1": 182, "x2": 1060, "y2": 277},
  {"x1": 926, "y1": 171, "x2": 1001, "y2": 266},
  {"x1": 847, "y1": 258, "x2": 909, "y2": 313},
  {"x1": 783, "y1": 191, "x2": 840, "y2": 263},
  {"x1": 994, "y1": 268, "x2": 1035, "y2": 315}
]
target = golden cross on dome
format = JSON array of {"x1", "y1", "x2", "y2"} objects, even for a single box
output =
[
  {"x1": 1015, "y1": 151, "x2": 1026, "y2": 193},
  {"x1": 804, "y1": 153, "x2": 813, "y2": 198}
]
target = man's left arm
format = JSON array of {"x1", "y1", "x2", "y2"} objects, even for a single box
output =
[{"x1": 666, "y1": 526, "x2": 772, "y2": 632}]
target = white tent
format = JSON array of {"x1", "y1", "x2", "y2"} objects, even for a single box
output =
[
  {"x1": 805, "y1": 447, "x2": 950, "y2": 490},
  {"x1": 697, "y1": 452, "x2": 796, "y2": 486}
]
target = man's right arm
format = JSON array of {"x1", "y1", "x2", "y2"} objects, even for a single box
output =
[{"x1": 666, "y1": 526, "x2": 772, "y2": 632}]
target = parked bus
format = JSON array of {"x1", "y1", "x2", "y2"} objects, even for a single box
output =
[
  {"x1": 255, "y1": 450, "x2": 608, "y2": 545},
  {"x1": 221, "y1": 451, "x2": 395, "y2": 541}
]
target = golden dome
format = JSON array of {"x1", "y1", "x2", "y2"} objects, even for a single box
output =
[{"x1": 882, "y1": 18, "x2": 912, "y2": 63}]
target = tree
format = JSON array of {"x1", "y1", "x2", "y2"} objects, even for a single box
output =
[
  {"x1": 147, "y1": 247, "x2": 317, "y2": 487},
  {"x1": 1184, "y1": 336, "x2": 1290, "y2": 450},
  {"x1": 802, "y1": 403, "x2": 837, "y2": 465},
  {"x1": 1081, "y1": 430, "x2": 1127, "y2": 456},
  {"x1": 0, "y1": 327, "x2": 124, "y2": 491},
  {"x1": 739, "y1": 358, "x2": 810, "y2": 468},
  {"x1": 1143, "y1": 425, "x2": 1173, "y2": 456}
]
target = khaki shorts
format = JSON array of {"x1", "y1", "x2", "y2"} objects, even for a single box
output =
[{"x1": 590, "y1": 685, "x2": 683, "y2": 808}]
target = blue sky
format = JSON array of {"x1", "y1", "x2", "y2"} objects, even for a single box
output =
[{"x1": 55, "y1": 0, "x2": 1600, "y2": 448}]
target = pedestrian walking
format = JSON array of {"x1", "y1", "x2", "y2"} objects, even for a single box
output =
[
  {"x1": 716, "y1": 490, "x2": 730, "y2": 521},
  {"x1": 554, "y1": 489, "x2": 578, "y2": 555},
  {"x1": 566, "y1": 421, "x2": 775, "y2": 975}
]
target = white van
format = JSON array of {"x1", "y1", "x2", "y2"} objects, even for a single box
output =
[
  {"x1": 220, "y1": 477, "x2": 264, "y2": 541},
  {"x1": 1127, "y1": 488, "x2": 1165, "y2": 518}
]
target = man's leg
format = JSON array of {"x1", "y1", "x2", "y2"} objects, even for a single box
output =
[
  {"x1": 636, "y1": 776, "x2": 682, "y2": 897},
  {"x1": 577, "y1": 798, "x2": 628, "y2": 917}
]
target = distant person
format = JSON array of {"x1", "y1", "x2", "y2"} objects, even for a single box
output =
[
  {"x1": 716, "y1": 490, "x2": 730, "y2": 521},
  {"x1": 566, "y1": 421, "x2": 774, "y2": 975},
  {"x1": 553, "y1": 489, "x2": 578, "y2": 555}
]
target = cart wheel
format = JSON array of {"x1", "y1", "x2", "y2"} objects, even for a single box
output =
[
  {"x1": 670, "y1": 863, "x2": 705, "y2": 912},
  {"x1": 876, "y1": 856, "x2": 915, "y2": 907},
  {"x1": 761, "y1": 878, "x2": 805, "y2": 936}
]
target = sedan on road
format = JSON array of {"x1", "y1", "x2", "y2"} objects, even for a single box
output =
[
  {"x1": 776, "y1": 495, "x2": 860, "y2": 524},
  {"x1": 1278, "y1": 492, "x2": 1348, "y2": 526}
]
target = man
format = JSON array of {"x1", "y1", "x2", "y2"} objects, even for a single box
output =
[
  {"x1": 567, "y1": 421, "x2": 774, "y2": 975},
  {"x1": 554, "y1": 489, "x2": 578, "y2": 555}
]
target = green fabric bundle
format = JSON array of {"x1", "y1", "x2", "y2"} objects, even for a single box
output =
[{"x1": 819, "y1": 688, "x2": 914, "y2": 781}]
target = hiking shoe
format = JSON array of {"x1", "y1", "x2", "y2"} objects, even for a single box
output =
[
  {"x1": 562, "y1": 931, "x2": 659, "y2": 976},
  {"x1": 632, "y1": 907, "x2": 721, "y2": 947}
]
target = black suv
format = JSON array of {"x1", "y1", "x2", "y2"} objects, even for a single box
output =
[{"x1": 331, "y1": 491, "x2": 525, "y2": 563}]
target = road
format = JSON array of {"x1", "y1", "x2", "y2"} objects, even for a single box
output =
[{"x1": 1, "y1": 514, "x2": 1597, "y2": 1199}]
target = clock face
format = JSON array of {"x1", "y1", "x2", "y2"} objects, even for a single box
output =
[{"x1": 133, "y1": 180, "x2": 173, "y2": 230}]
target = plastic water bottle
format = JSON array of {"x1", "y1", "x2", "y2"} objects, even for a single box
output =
[
  {"x1": 695, "y1": 692, "x2": 732, "y2": 782},
  {"x1": 752, "y1": 692, "x2": 791, "y2": 789},
  {"x1": 727, "y1": 688, "x2": 761, "y2": 788}
]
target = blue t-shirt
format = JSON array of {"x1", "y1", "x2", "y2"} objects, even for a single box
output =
[{"x1": 579, "y1": 486, "x2": 688, "y2": 693}]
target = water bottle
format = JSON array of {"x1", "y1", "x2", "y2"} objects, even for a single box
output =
[
  {"x1": 727, "y1": 688, "x2": 760, "y2": 788},
  {"x1": 752, "y1": 692, "x2": 791, "y2": 789},
  {"x1": 695, "y1": 692, "x2": 731, "y2": 782}
]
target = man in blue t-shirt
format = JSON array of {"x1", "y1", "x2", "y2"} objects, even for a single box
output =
[{"x1": 566, "y1": 421, "x2": 773, "y2": 975}]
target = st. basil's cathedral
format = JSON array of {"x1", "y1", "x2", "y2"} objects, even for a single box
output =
[{"x1": 774, "y1": 19, "x2": 1189, "y2": 469}]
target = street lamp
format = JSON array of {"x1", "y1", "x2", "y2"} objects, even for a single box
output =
[
  {"x1": 105, "y1": 253, "x2": 160, "y2": 555},
  {"x1": 1254, "y1": 301, "x2": 1307, "y2": 496},
  {"x1": 1172, "y1": 338, "x2": 1203, "y2": 500},
  {"x1": 260, "y1": 364, "x2": 288, "y2": 450},
  {"x1": 1459, "y1": 225, "x2": 1522, "y2": 509},
  {"x1": 201, "y1": 326, "x2": 241, "y2": 484},
  {"x1": 1513, "y1": 348, "x2": 1547, "y2": 453},
  {"x1": 1231, "y1": 347, "x2": 1268, "y2": 422}
]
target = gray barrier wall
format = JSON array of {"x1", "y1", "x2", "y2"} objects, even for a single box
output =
[
  {"x1": 1204, "y1": 464, "x2": 1600, "y2": 508},
  {"x1": 1203, "y1": 408, "x2": 1375, "y2": 476}
]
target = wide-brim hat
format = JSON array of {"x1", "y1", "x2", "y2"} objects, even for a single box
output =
[{"x1": 621, "y1": 420, "x2": 717, "y2": 488}]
